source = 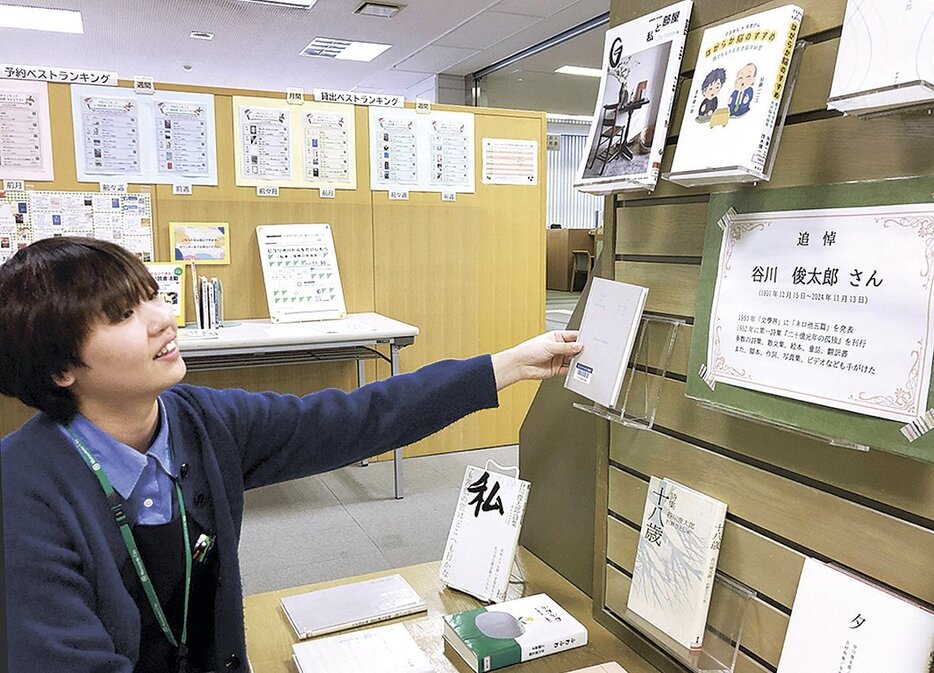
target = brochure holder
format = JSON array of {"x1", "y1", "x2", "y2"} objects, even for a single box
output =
[
  {"x1": 686, "y1": 395, "x2": 871, "y2": 452},
  {"x1": 622, "y1": 573, "x2": 755, "y2": 673},
  {"x1": 663, "y1": 40, "x2": 808, "y2": 189},
  {"x1": 574, "y1": 315, "x2": 684, "y2": 430}
]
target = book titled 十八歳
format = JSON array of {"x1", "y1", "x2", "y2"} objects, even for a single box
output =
[
  {"x1": 443, "y1": 593, "x2": 587, "y2": 672},
  {"x1": 626, "y1": 477, "x2": 727, "y2": 650},
  {"x1": 291, "y1": 623, "x2": 433, "y2": 673},
  {"x1": 439, "y1": 465, "x2": 530, "y2": 603},
  {"x1": 280, "y1": 573, "x2": 427, "y2": 640},
  {"x1": 776, "y1": 558, "x2": 934, "y2": 672},
  {"x1": 827, "y1": 0, "x2": 934, "y2": 115},
  {"x1": 666, "y1": 4, "x2": 803, "y2": 186},
  {"x1": 564, "y1": 278, "x2": 648, "y2": 409}
]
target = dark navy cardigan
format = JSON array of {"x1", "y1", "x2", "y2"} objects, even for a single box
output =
[{"x1": 2, "y1": 355, "x2": 498, "y2": 673}]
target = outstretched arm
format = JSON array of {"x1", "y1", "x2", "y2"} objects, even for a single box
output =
[{"x1": 490, "y1": 330, "x2": 582, "y2": 390}]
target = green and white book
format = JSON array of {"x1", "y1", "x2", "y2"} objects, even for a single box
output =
[{"x1": 442, "y1": 593, "x2": 587, "y2": 672}]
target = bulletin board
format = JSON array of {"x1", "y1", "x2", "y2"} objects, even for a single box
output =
[{"x1": 685, "y1": 176, "x2": 934, "y2": 463}]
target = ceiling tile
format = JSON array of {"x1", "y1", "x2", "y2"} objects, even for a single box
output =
[
  {"x1": 434, "y1": 11, "x2": 540, "y2": 49},
  {"x1": 493, "y1": 0, "x2": 582, "y2": 18},
  {"x1": 356, "y1": 69, "x2": 435, "y2": 91},
  {"x1": 393, "y1": 44, "x2": 479, "y2": 74}
]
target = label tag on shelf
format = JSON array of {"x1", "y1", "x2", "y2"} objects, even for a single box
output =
[
  {"x1": 286, "y1": 87, "x2": 304, "y2": 104},
  {"x1": 256, "y1": 185, "x2": 280, "y2": 197},
  {"x1": 442, "y1": 192, "x2": 456, "y2": 202},
  {"x1": 320, "y1": 187, "x2": 336, "y2": 198},
  {"x1": 173, "y1": 183, "x2": 193, "y2": 195},
  {"x1": 3, "y1": 179, "x2": 24, "y2": 191},
  {"x1": 133, "y1": 76, "x2": 155, "y2": 94},
  {"x1": 100, "y1": 181, "x2": 128, "y2": 194},
  {"x1": 389, "y1": 189, "x2": 409, "y2": 201}
]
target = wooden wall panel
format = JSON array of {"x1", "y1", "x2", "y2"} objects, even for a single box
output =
[
  {"x1": 616, "y1": 202, "x2": 708, "y2": 257},
  {"x1": 372, "y1": 108, "x2": 546, "y2": 458},
  {"x1": 615, "y1": 262, "x2": 700, "y2": 316}
]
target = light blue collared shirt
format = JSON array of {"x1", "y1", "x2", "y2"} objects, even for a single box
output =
[{"x1": 61, "y1": 398, "x2": 177, "y2": 525}]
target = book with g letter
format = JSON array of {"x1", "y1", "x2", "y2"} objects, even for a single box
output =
[
  {"x1": 564, "y1": 277, "x2": 648, "y2": 408},
  {"x1": 443, "y1": 593, "x2": 587, "y2": 672}
]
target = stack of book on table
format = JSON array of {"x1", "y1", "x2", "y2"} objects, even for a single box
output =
[{"x1": 442, "y1": 593, "x2": 588, "y2": 672}]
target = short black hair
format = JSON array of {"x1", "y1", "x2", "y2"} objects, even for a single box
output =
[
  {"x1": 0, "y1": 237, "x2": 158, "y2": 422},
  {"x1": 703, "y1": 68, "x2": 727, "y2": 89}
]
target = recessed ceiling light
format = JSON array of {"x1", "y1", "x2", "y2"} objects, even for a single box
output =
[
  {"x1": 0, "y1": 5, "x2": 83, "y2": 33},
  {"x1": 189, "y1": 31, "x2": 214, "y2": 40},
  {"x1": 555, "y1": 65, "x2": 603, "y2": 78},
  {"x1": 354, "y1": 2, "x2": 404, "y2": 18},
  {"x1": 300, "y1": 37, "x2": 391, "y2": 62}
]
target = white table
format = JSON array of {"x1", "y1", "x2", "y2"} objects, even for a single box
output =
[{"x1": 177, "y1": 312, "x2": 419, "y2": 499}]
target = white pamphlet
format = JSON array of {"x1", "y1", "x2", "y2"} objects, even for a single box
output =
[{"x1": 291, "y1": 623, "x2": 433, "y2": 673}]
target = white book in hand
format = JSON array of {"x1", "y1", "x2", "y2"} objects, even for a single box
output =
[
  {"x1": 292, "y1": 623, "x2": 433, "y2": 673},
  {"x1": 564, "y1": 278, "x2": 648, "y2": 408},
  {"x1": 627, "y1": 477, "x2": 727, "y2": 650},
  {"x1": 439, "y1": 465, "x2": 530, "y2": 603},
  {"x1": 776, "y1": 558, "x2": 934, "y2": 673},
  {"x1": 281, "y1": 573, "x2": 427, "y2": 639}
]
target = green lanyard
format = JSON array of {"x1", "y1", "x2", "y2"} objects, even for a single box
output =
[{"x1": 66, "y1": 429, "x2": 192, "y2": 657}]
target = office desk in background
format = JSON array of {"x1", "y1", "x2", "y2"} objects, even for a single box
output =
[
  {"x1": 177, "y1": 312, "x2": 419, "y2": 499},
  {"x1": 242, "y1": 547, "x2": 661, "y2": 673}
]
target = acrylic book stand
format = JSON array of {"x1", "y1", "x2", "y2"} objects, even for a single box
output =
[
  {"x1": 574, "y1": 315, "x2": 684, "y2": 430},
  {"x1": 623, "y1": 573, "x2": 756, "y2": 673}
]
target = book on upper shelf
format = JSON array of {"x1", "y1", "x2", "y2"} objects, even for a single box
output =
[
  {"x1": 627, "y1": 477, "x2": 727, "y2": 650},
  {"x1": 280, "y1": 573, "x2": 427, "y2": 640},
  {"x1": 564, "y1": 278, "x2": 648, "y2": 409},
  {"x1": 439, "y1": 464, "x2": 530, "y2": 603},
  {"x1": 574, "y1": 1, "x2": 693, "y2": 194},
  {"x1": 442, "y1": 593, "x2": 587, "y2": 673},
  {"x1": 827, "y1": 0, "x2": 934, "y2": 115},
  {"x1": 291, "y1": 622, "x2": 432, "y2": 673},
  {"x1": 665, "y1": 4, "x2": 803, "y2": 187},
  {"x1": 776, "y1": 558, "x2": 934, "y2": 672}
]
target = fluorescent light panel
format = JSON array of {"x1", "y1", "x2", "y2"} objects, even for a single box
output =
[
  {"x1": 555, "y1": 65, "x2": 603, "y2": 78},
  {"x1": 0, "y1": 5, "x2": 83, "y2": 33},
  {"x1": 300, "y1": 37, "x2": 391, "y2": 62}
]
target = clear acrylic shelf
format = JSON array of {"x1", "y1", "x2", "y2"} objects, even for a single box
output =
[
  {"x1": 574, "y1": 315, "x2": 684, "y2": 430},
  {"x1": 687, "y1": 396, "x2": 871, "y2": 452},
  {"x1": 622, "y1": 573, "x2": 756, "y2": 673}
]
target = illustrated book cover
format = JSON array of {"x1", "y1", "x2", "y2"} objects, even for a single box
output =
[
  {"x1": 666, "y1": 4, "x2": 803, "y2": 185},
  {"x1": 442, "y1": 593, "x2": 587, "y2": 672},
  {"x1": 280, "y1": 573, "x2": 427, "y2": 639},
  {"x1": 574, "y1": 1, "x2": 693, "y2": 194},
  {"x1": 776, "y1": 558, "x2": 934, "y2": 672},
  {"x1": 564, "y1": 277, "x2": 648, "y2": 408},
  {"x1": 626, "y1": 477, "x2": 727, "y2": 650},
  {"x1": 440, "y1": 465, "x2": 530, "y2": 603}
]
